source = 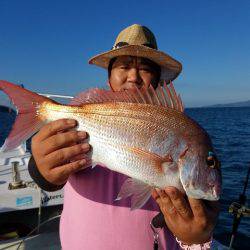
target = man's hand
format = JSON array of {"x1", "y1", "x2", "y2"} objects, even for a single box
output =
[
  {"x1": 31, "y1": 119, "x2": 91, "y2": 186},
  {"x1": 152, "y1": 187, "x2": 220, "y2": 245}
]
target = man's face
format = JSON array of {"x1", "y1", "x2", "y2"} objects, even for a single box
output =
[{"x1": 109, "y1": 56, "x2": 160, "y2": 91}]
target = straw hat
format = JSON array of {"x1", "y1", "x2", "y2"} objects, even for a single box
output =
[{"x1": 89, "y1": 24, "x2": 182, "y2": 83}]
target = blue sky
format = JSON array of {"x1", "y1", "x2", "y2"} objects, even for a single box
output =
[{"x1": 0, "y1": 0, "x2": 249, "y2": 107}]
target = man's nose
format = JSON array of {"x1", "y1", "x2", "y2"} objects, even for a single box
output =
[{"x1": 127, "y1": 68, "x2": 142, "y2": 86}]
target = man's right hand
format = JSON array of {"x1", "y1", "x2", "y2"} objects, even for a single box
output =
[{"x1": 31, "y1": 119, "x2": 91, "y2": 186}]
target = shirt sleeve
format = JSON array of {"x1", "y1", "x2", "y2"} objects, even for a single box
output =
[{"x1": 28, "y1": 155, "x2": 65, "y2": 191}]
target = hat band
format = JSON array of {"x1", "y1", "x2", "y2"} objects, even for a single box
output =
[{"x1": 112, "y1": 42, "x2": 156, "y2": 50}]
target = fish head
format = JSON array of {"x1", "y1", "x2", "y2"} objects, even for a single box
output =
[{"x1": 178, "y1": 135, "x2": 222, "y2": 201}]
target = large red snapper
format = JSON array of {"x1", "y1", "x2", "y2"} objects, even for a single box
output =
[{"x1": 0, "y1": 80, "x2": 221, "y2": 209}]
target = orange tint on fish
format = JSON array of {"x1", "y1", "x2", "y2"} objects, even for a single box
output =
[{"x1": 0, "y1": 80, "x2": 222, "y2": 210}]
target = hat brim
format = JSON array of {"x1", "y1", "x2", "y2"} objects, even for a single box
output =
[{"x1": 88, "y1": 45, "x2": 182, "y2": 82}]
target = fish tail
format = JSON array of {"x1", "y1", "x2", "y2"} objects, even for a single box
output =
[{"x1": 0, "y1": 80, "x2": 53, "y2": 151}]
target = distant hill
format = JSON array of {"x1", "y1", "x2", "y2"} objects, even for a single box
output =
[{"x1": 207, "y1": 100, "x2": 250, "y2": 108}]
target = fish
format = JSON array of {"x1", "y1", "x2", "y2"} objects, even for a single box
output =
[{"x1": 0, "y1": 80, "x2": 221, "y2": 210}]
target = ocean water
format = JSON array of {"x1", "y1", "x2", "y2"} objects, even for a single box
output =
[
  {"x1": 0, "y1": 107, "x2": 249, "y2": 249},
  {"x1": 186, "y1": 107, "x2": 250, "y2": 248}
]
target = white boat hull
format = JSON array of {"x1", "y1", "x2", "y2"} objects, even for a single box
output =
[{"x1": 0, "y1": 143, "x2": 63, "y2": 214}]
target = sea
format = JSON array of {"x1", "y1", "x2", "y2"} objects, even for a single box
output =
[{"x1": 0, "y1": 106, "x2": 249, "y2": 249}]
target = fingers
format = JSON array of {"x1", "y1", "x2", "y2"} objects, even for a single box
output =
[
  {"x1": 151, "y1": 189, "x2": 159, "y2": 200},
  {"x1": 152, "y1": 188, "x2": 219, "y2": 244},
  {"x1": 42, "y1": 130, "x2": 87, "y2": 155},
  {"x1": 33, "y1": 119, "x2": 77, "y2": 142},
  {"x1": 188, "y1": 197, "x2": 206, "y2": 218},
  {"x1": 153, "y1": 187, "x2": 193, "y2": 221},
  {"x1": 69, "y1": 153, "x2": 89, "y2": 162},
  {"x1": 165, "y1": 187, "x2": 193, "y2": 219},
  {"x1": 50, "y1": 158, "x2": 91, "y2": 185},
  {"x1": 30, "y1": 120, "x2": 92, "y2": 186},
  {"x1": 154, "y1": 189, "x2": 177, "y2": 216},
  {"x1": 46, "y1": 143, "x2": 90, "y2": 168},
  {"x1": 188, "y1": 198, "x2": 219, "y2": 234}
]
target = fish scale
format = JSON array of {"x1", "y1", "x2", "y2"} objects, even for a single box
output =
[{"x1": 0, "y1": 80, "x2": 222, "y2": 209}]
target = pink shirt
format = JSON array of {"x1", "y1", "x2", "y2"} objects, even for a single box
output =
[{"x1": 60, "y1": 166, "x2": 181, "y2": 250}]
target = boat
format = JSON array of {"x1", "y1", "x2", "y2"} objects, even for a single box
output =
[
  {"x1": 0, "y1": 93, "x2": 72, "y2": 248},
  {"x1": 0, "y1": 140, "x2": 64, "y2": 214}
]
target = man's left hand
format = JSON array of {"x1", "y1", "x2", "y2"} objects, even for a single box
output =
[{"x1": 152, "y1": 187, "x2": 220, "y2": 245}]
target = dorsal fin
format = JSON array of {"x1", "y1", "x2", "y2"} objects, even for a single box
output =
[{"x1": 69, "y1": 82, "x2": 184, "y2": 112}]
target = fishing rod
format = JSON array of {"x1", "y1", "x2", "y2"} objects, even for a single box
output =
[{"x1": 228, "y1": 163, "x2": 250, "y2": 249}]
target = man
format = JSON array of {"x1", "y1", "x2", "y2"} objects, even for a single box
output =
[{"x1": 29, "y1": 24, "x2": 219, "y2": 249}]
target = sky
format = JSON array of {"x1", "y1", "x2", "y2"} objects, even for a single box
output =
[{"x1": 0, "y1": 0, "x2": 249, "y2": 107}]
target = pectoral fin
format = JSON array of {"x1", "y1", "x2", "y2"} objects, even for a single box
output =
[
  {"x1": 126, "y1": 147, "x2": 173, "y2": 174},
  {"x1": 116, "y1": 178, "x2": 153, "y2": 210}
]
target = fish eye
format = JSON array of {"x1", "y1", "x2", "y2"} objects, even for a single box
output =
[{"x1": 206, "y1": 151, "x2": 220, "y2": 169}]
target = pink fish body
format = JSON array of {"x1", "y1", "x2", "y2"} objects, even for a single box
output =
[{"x1": 0, "y1": 80, "x2": 221, "y2": 209}]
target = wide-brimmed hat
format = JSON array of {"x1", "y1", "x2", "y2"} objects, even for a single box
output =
[{"x1": 89, "y1": 24, "x2": 182, "y2": 83}]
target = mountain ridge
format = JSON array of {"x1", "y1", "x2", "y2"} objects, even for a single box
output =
[{"x1": 206, "y1": 100, "x2": 250, "y2": 108}]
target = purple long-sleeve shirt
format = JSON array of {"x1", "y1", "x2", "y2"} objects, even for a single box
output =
[{"x1": 60, "y1": 165, "x2": 181, "y2": 250}]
